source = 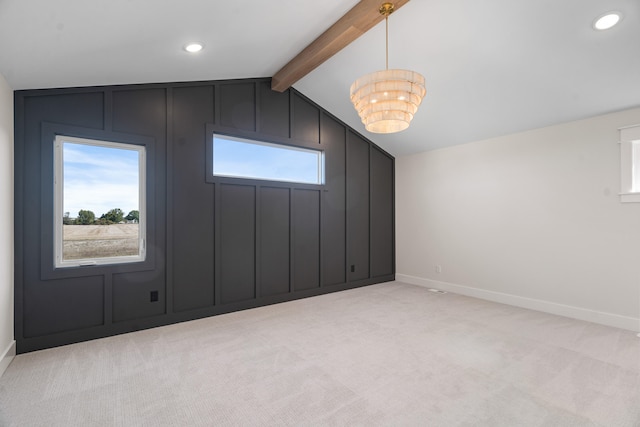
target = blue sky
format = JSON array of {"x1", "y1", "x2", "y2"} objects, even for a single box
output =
[
  {"x1": 63, "y1": 142, "x2": 139, "y2": 218},
  {"x1": 63, "y1": 136, "x2": 320, "y2": 219},
  {"x1": 213, "y1": 136, "x2": 321, "y2": 184}
]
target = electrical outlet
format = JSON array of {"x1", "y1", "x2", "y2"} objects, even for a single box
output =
[{"x1": 436, "y1": 264, "x2": 442, "y2": 274}]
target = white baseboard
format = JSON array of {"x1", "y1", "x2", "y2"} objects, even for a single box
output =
[
  {"x1": 0, "y1": 340, "x2": 16, "y2": 378},
  {"x1": 396, "y1": 274, "x2": 640, "y2": 333}
]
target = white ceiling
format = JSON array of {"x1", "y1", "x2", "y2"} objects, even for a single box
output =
[{"x1": 1, "y1": 0, "x2": 638, "y2": 156}]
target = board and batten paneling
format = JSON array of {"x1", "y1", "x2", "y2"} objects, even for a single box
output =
[
  {"x1": 259, "y1": 187, "x2": 291, "y2": 297},
  {"x1": 370, "y1": 147, "x2": 394, "y2": 278},
  {"x1": 218, "y1": 184, "x2": 256, "y2": 305},
  {"x1": 171, "y1": 85, "x2": 215, "y2": 312},
  {"x1": 292, "y1": 189, "x2": 321, "y2": 291},
  {"x1": 347, "y1": 131, "x2": 370, "y2": 282},
  {"x1": 321, "y1": 113, "x2": 347, "y2": 286},
  {"x1": 14, "y1": 78, "x2": 395, "y2": 353}
]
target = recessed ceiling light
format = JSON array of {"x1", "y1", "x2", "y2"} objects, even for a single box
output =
[
  {"x1": 184, "y1": 42, "x2": 204, "y2": 53},
  {"x1": 593, "y1": 12, "x2": 622, "y2": 30}
]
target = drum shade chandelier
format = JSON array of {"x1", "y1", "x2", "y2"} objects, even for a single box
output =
[{"x1": 350, "y1": 2, "x2": 426, "y2": 134}]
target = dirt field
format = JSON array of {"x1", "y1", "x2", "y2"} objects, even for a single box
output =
[{"x1": 63, "y1": 224, "x2": 140, "y2": 259}]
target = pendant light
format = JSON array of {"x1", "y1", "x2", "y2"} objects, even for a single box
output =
[{"x1": 350, "y1": 2, "x2": 426, "y2": 134}]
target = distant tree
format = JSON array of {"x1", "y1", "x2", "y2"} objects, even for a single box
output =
[
  {"x1": 125, "y1": 210, "x2": 139, "y2": 223},
  {"x1": 62, "y1": 212, "x2": 74, "y2": 225},
  {"x1": 101, "y1": 208, "x2": 124, "y2": 224},
  {"x1": 76, "y1": 209, "x2": 95, "y2": 225}
]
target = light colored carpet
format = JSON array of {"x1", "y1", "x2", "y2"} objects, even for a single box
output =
[{"x1": 0, "y1": 281, "x2": 639, "y2": 426}]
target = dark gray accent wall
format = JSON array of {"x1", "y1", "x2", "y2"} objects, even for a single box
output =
[
  {"x1": 14, "y1": 78, "x2": 395, "y2": 353},
  {"x1": 347, "y1": 131, "x2": 371, "y2": 281},
  {"x1": 260, "y1": 187, "x2": 290, "y2": 296}
]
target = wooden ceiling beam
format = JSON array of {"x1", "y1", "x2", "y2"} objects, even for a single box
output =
[{"x1": 271, "y1": 0, "x2": 409, "y2": 92}]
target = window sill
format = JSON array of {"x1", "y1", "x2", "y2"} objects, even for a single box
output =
[{"x1": 620, "y1": 193, "x2": 640, "y2": 203}]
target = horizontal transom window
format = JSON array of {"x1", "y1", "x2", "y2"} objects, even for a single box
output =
[{"x1": 212, "y1": 134, "x2": 324, "y2": 185}]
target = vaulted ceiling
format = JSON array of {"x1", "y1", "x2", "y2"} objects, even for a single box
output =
[{"x1": 1, "y1": 0, "x2": 638, "y2": 156}]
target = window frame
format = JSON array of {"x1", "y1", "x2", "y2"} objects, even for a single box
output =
[
  {"x1": 208, "y1": 132, "x2": 325, "y2": 186},
  {"x1": 53, "y1": 135, "x2": 147, "y2": 268},
  {"x1": 619, "y1": 124, "x2": 640, "y2": 203}
]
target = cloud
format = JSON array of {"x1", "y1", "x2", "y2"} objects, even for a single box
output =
[{"x1": 63, "y1": 142, "x2": 140, "y2": 217}]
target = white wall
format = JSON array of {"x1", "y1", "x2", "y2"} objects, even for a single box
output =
[
  {"x1": 0, "y1": 72, "x2": 14, "y2": 376},
  {"x1": 396, "y1": 108, "x2": 640, "y2": 331}
]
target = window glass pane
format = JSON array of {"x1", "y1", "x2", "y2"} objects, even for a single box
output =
[
  {"x1": 55, "y1": 136, "x2": 145, "y2": 267},
  {"x1": 213, "y1": 135, "x2": 323, "y2": 184}
]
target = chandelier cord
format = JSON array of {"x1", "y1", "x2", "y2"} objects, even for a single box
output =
[{"x1": 385, "y1": 14, "x2": 389, "y2": 70}]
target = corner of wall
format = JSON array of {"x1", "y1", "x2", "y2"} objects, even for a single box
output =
[
  {"x1": 0, "y1": 340, "x2": 16, "y2": 377},
  {"x1": 0, "y1": 72, "x2": 15, "y2": 376}
]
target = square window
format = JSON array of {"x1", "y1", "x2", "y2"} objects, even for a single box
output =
[{"x1": 54, "y1": 136, "x2": 146, "y2": 267}]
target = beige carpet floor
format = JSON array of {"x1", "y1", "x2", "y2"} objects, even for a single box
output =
[{"x1": 1, "y1": 281, "x2": 639, "y2": 426}]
